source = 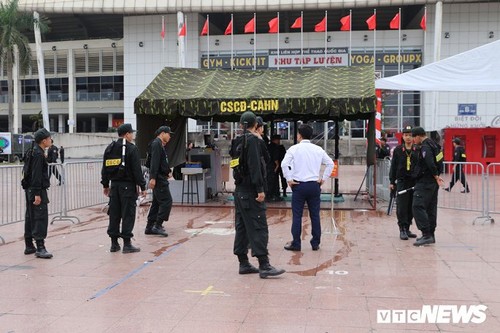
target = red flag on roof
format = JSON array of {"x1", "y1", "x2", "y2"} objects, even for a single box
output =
[
  {"x1": 420, "y1": 12, "x2": 426, "y2": 31},
  {"x1": 224, "y1": 19, "x2": 233, "y2": 35},
  {"x1": 366, "y1": 14, "x2": 376, "y2": 30},
  {"x1": 201, "y1": 18, "x2": 209, "y2": 36},
  {"x1": 268, "y1": 17, "x2": 279, "y2": 33},
  {"x1": 245, "y1": 17, "x2": 255, "y2": 33},
  {"x1": 178, "y1": 23, "x2": 186, "y2": 37},
  {"x1": 160, "y1": 17, "x2": 165, "y2": 39},
  {"x1": 340, "y1": 14, "x2": 351, "y2": 31},
  {"x1": 390, "y1": 13, "x2": 400, "y2": 30},
  {"x1": 291, "y1": 16, "x2": 302, "y2": 29},
  {"x1": 314, "y1": 16, "x2": 326, "y2": 32}
]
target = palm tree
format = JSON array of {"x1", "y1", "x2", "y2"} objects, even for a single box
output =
[{"x1": 0, "y1": 0, "x2": 48, "y2": 134}]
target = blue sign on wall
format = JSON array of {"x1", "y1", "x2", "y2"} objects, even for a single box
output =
[{"x1": 458, "y1": 104, "x2": 477, "y2": 116}]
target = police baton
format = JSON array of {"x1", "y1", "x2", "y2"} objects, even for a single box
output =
[
  {"x1": 397, "y1": 187, "x2": 415, "y2": 195},
  {"x1": 387, "y1": 188, "x2": 396, "y2": 216}
]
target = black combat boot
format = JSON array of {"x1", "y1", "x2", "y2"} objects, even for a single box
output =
[
  {"x1": 122, "y1": 238, "x2": 140, "y2": 253},
  {"x1": 238, "y1": 255, "x2": 259, "y2": 274},
  {"x1": 35, "y1": 239, "x2": 53, "y2": 259},
  {"x1": 406, "y1": 228, "x2": 417, "y2": 238},
  {"x1": 413, "y1": 233, "x2": 435, "y2": 246},
  {"x1": 145, "y1": 221, "x2": 154, "y2": 235},
  {"x1": 151, "y1": 224, "x2": 168, "y2": 237},
  {"x1": 257, "y1": 256, "x2": 285, "y2": 279},
  {"x1": 24, "y1": 237, "x2": 36, "y2": 255},
  {"x1": 110, "y1": 237, "x2": 121, "y2": 252},
  {"x1": 399, "y1": 228, "x2": 408, "y2": 240}
]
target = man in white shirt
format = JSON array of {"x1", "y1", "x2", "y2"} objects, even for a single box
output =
[{"x1": 281, "y1": 124, "x2": 334, "y2": 251}]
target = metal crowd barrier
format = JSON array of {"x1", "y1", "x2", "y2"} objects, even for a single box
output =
[
  {"x1": 0, "y1": 161, "x2": 107, "y2": 243},
  {"x1": 374, "y1": 159, "x2": 497, "y2": 224},
  {"x1": 367, "y1": 158, "x2": 392, "y2": 201},
  {"x1": 485, "y1": 163, "x2": 500, "y2": 222}
]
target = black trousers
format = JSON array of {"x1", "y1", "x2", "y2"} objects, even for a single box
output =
[
  {"x1": 147, "y1": 180, "x2": 173, "y2": 227},
  {"x1": 278, "y1": 168, "x2": 288, "y2": 194},
  {"x1": 233, "y1": 188, "x2": 269, "y2": 258},
  {"x1": 396, "y1": 179, "x2": 415, "y2": 230},
  {"x1": 449, "y1": 165, "x2": 469, "y2": 190},
  {"x1": 412, "y1": 181, "x2": 439, "y2": 235},
  {"x1": 24, "y1": 189, "x2": 49, "y2": 241},
  {"x1": 107, "y1": 181, "x2": 138, "y2": 239}
]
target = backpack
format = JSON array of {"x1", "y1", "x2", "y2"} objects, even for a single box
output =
[
  {"x1": 103, "y1": 139, "x2": 126, "y2": 178},
  {"x1": 21, "y1": 143, "x2": 36, "y2": 189}
]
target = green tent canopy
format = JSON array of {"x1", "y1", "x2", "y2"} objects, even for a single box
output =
[{"x1": 134, "y1": 66, "x2": 376, "y2": 121}]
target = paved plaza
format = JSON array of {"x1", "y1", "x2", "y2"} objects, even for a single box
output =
[{"x1": 0, "y1": 169, "x2": 499, "y2": 332}]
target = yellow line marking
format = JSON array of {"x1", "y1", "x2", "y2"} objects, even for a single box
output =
[{"x1": 184, "y1": 285, "x2": 225, "y2": 296}]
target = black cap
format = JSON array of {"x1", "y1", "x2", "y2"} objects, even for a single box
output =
[
  {"x1": 256, "y1": 116, "x2": 266, "y2": 127},
  {"x1": 453, "y1": 137, "x2": 461, "y2": 145},
  {"x1": 155, "y1": 126, "x2": 174, "y2": 136},
  {"x1": 402, "y1": 125, "x2": 412, "y2": 133},
  {"x1": 117, "y1": 123, "x2": 135, "y2": 136},
  {"x1": 34, "y1": 128, "x2": 51, "y2": 143},
  {"x1": 411, "y1": 126, "x2": 426, "y2": 137},
  {"x1": 271, "y1": 134, "x2": 281, "y2": 140},
  {"x1": 239, "y1": 111, "x2": 256, "y2": 127}
]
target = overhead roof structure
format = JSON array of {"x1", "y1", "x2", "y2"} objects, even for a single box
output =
[
  {"x1": 375, "y1": 40, "x2": 500, "y2": 92},
  {"x1": 15, "y1": 0, "x2": 491, "y2": 14},
  {"x1": 134, "y1": 66, "x2": 376, "y2": 122}
]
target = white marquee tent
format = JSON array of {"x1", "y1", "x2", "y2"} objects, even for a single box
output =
[{"x1": 375, "y1": 40, "x2": 500, "y2": 92}]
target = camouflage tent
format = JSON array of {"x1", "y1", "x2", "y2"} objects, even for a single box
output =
[{"x1": 134, "y1": 66, "x2": 375, "y2": 121}]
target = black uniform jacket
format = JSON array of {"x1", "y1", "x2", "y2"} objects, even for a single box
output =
[
  {"x1": 30, "y1": 144, "x2": 50, "y2": 196},
  {"x1": 239, "y1": 132, "x2": 266, "y2": 194},
  {"x1": 416, "y1": 138, "x2": 440, "y2": 182},
  {"x1": 101, "y1": 139, "x2": 146, "y2": 191},
  {"x1": 149, "y1": 137, "x2": 170, "y2": 182},
  {"x1": 389, "y1": 144, "x2": 418, "y2": 185}
]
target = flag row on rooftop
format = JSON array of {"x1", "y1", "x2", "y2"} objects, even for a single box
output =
[{"x1": 167, "y1": 10, "x2": 427, "y2": 38}]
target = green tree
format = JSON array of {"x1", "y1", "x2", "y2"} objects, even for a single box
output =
[{"x1": 0, "y1": 0, "x2": 48, "y2": 134}]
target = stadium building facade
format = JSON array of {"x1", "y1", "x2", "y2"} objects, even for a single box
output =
[{"x1": 0, "y1": 0, "x2": 498, "y2": 135}]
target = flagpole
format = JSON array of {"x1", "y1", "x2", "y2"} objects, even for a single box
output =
[
  {"x1": 185, "y1": 15, "x2": 188, "y2": 61},
  {"x1": 300, "y1": 11, "x2": 303, "y2": 69},
  {"x1": 422, "y1": 7, "x2": 426, "y2": 64},
  {"x1": 373, "y1": 9, "x2": 376, "y2": 73},
  {"x1": 349, "y1": 10, "x2": 352, "y2": 66},
  {"x1": 324, "y1": 10, "x2": 328, "y2": 67},
  {"x1": 253, "y1": 13, "x2": 256, "y2": 70},
  {"x1": 398, "y1": 8, "x2": 401, "y2": 75},
  {"x1": 231, "y1": 13, "x2": 234, "y2": 70},
  {"x1": 207, "y1": 14, "x2": 210, "y2": 69},
  {"x1": 277, "y1": 12, "x2": 280, "y2": 70},
  {"x1": 161, "y1": 16, "x2": 165, "y2": 67}
]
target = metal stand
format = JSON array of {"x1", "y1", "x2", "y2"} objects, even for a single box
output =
[{"x1": 325, "y1": 177, "x2": 341, "y2": 235}]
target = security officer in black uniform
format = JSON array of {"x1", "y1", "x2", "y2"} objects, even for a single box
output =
[
  {"x1": 389, "y1": 126, "x2": 418, "y2": 240},
  {"x1": 444, "y1": 137, "x2": 470, "y2": 193},
  {"x1": 145, "y1": 126, "x2": 173, "y2": 237},
  {"x1": 101, "y1": 123, "x2": 146, "y2": 253},
  {"x1": 230, "y1": 111, "x2": 285, "y2": 278},
  {"x1": 24, "y1": 128, "x2": 53, "y2": 258},
  {"x1": 411, "y1": 127, "x2": 444, "y2": 246}
]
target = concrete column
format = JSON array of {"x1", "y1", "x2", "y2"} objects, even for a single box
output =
[
  {"x1": 13, "y1": 47, "x2": 20, "y2": 133},
  {"x1": 91, "y1": 117, "x2": 96, "y2": 132},
  {"x1": 68, "y1": 48, "x2": 76, "y2": 133},
  {"x1": 58, "y1": 114, "x2": 64, "y2": 133},
  {"x1": 108, "y1": 113, "x2": 113, "y2": 128},
  {"x1": 177, "y1": 11, "x2": 186, "y2": 68}
]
